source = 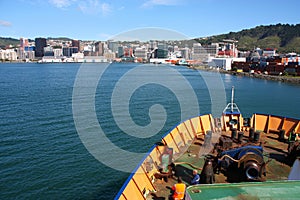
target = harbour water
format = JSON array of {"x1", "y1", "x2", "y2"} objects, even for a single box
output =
[{"x1": 0, "y1": 63, "x2": 300, "y2": 199}]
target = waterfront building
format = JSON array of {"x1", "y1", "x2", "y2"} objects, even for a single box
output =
[
  {"x1": 154, "y1": 48, "x2": 168, "y2": 58},
  {"x1": 63, "y1": 47, "x2": 78, "y2": 57},
  {"x1": 180, "y1": 47, "x2": 190, "y2": 60},
  {"x1": 20, "y1": 37, "x2": 29, "y2": 50},
  {"x1": 44, "y1": 46, "x2": 54, "y2": 57},
  {"x1": 17, "y1": 48, "x2": 26, "y2": 60},
  {"x1": 154, "y1": 42, "x2": 168, "y2": 58},
  {"x1": 203, "y1": 43, "x2": 219, "y2": 57},
  {"x1": 134, "y1": 47, "x2": 147, "y2": 60},
  {"x1": 149, "y1": 40, "x2": 158, "y2": 50},
  {"x1": 35, "y1": 37, "x2": 47, "y2": 57},
  {"x1": 72, "y1": 53, "x2": 84, "y2": 62},
  {"x1": 0, "y1": 49, "x2": 18, "y2": 61},
  {"x1": 83, "y1": 45, "x2": 93, "y2": 56},
  {"x1": 25, "y1": 51, "x2": 35, "y2": 60},
  {"x1": 247, "y1": 50, "x2": 261, "y2": 62},
  {"x1": 192, "y1": 43, "x2": 208, "y2": 61},
  {"x1": 72, "y1": 40, "x2": 80, "y2": 51},
  {"x1": 124, "y1": 48, "x2": 133, "y2": 57},
  {"x1": 263, "y1": 48, "x2": 277, "y2": 57},
  {"x1": 218, "y1": 40, "x2": 238, "y2": 57},
  {"x1": 42, "y1": 56, "x2": 62, "y2": 63},
  {"x1": 95, "y1": 42, "x2": 104, "y2": 56},
  {"x1": 108, "y1": 40, "x2": 119, "y2": 53},
  {"x1": 53, "y1": 49, "x2": 63, "y2": 58},
  {"x1": 23, "y1": 46, "x2": 35, "y2": 61},
  {"x1": 208, "y1": 57, "x2": 246, "y2": 70},
  {"x1": 24, "y1": 46, "x2": 35, "y2": 52},
  {"x1": 117, "y1": 46, "x2": 124, "y2": 58},
  {"x1": 174, "y1": 45, "x2": 179, "y2": 52},
  {"x1": 103, "y1": 51, "x2": 116, "y2": 61}
]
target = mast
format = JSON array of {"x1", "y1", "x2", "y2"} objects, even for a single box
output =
[
  {"x1": 231, "y1": 86, "x2": 234, "y2": 112},
  {"x1": 222, "y1": 86, "x2": 240, "y2": 114}
]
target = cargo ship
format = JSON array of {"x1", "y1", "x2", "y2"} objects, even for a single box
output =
[{"x1": 115, "y1": 87, "x2": 300, "y2": 200}]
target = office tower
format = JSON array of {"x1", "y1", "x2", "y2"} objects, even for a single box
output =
[
  {"x1": 72, "y1": 40, "x2": 80, "y2": 50},
  {"x1": 35, "y1": 37, "x2": 47, "y2": 57}
]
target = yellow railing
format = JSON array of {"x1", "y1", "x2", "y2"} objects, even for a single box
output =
[
  {"x1": 252, "y1": 113, "x2": 300, "y2": 139},
  {"x1": 115, "y1": 114, "x2": 214, "y2": 200}
]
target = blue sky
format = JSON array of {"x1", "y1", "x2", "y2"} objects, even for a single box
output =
[{"x1": 0, "y1": 0, "x2": 299, "y2": 41}]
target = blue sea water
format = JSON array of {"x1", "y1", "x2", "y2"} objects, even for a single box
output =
[{"x1": 0, "y1": 63, "x2": 299, "y2": 199}]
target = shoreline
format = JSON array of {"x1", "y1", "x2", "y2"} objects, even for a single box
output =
[
  {"x1": 1, "y1": 61, "x2": 300, "y2": 85},
  {"x1": 192, "y1": 66, "x2": 300, "y2": 85}
]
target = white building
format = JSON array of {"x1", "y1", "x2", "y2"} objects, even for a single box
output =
[
  {"x1": 42, "y1": 56, "x2": 62, "y2": 63},
  {"x1": 263, "y1": 48, "x2": 277, "y2": 57},
  {"x1": 208, "y1": 57, "x2": 246, "y2": 70},
  {"x1": 17, "y1": 48, "x2": 26, "y2": 60},
  {"x1": 72, "y1": 53, "x2": 84, "y2": 62},
  {"x1": 192, "y1": 43, "x2": 209, "y2": 61},
  {"x1": 53, "y1": 49, "x2": 63, "y2": 57},
  {"x1": 25, "y1": 51, "x2": 35, "y2": 60},
  {"x1": 0, "y1": 49, "x2": 17, "y2": 61},
  {"x1": 180, "y1": 47, "x2": 190, "y2": 60},
  {"x1": 134, "y1": 47, "x2": 147, "y2": 60}
]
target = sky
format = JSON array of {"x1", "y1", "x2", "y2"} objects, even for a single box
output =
[{"x1": 0, "y1": 0, "x2": 300, "y2": 41}]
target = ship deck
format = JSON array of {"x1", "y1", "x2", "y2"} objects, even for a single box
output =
[
  {"x1": 186, "y1": 180, "x2": 300, "y2": 200},
  {"x1": 149, "y1": 130, "x2": 292, "y2": 200}
]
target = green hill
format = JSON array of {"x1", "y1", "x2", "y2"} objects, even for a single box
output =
[
  {"x1": 47, "y1": 37, "x2": 72, "y2": 41},
  {"x1": 195, "y1": 23, "x2": 300, "y2": 53},
  {"x1": 1, "y1": 24, "x2": 300, "y2": 53},
  {"x1": 0, "y1": 37, "x2": 72, "y2": 49},
  {"x1": 0, "y1": 37, "x2": 19, "y2": 49}
]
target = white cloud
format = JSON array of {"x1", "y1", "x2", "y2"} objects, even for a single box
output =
[
  {"x1": 101, "y1": 3, "x2": 112, "y2": 16},
  {"x1": 48, "y1": 0, "x2": 112, "y2": 16},
  {"x1": 48, "y1": 0, "x2": 76, "y2": 8},
  {"x1": 0, "y1": 20, "x2": 12, "y2": 27},
  {"x1": 141, "y1": 0, "x2": 179, "y2": 8},
  {"x1": 78, "y1": 0, "x2": 112, "y2": 16}
]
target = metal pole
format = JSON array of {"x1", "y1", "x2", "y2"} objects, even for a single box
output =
[{"x1": 231, "y1": 86, "x2": 234, "y2": 112}]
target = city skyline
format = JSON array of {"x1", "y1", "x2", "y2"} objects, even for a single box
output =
[{"x1": 0, "y1": 0, "x2": 300, "y2": 41}]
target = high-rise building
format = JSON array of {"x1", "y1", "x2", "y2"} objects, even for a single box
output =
[
  {"x1": 95, "y1": 42, "x2": 104, "y2": 56},
  {"x1": 72, "y1": 40, "x2": 80, "y2": 51},
  {"x1": 108, "y1": 40, "x2": 119, "y2": 53},
  {"x1": 149, "y1": 40, "x2": 157, "y2": 50},
  {"x1": 20, "y1": 37, "x2": 29, "y2": 50},
  {"x1": 118, "y1": 46, "x2": 124, "y2": 58},
  {"x1": 35, "y1": 38, "x2": 47, "y2": 57}
]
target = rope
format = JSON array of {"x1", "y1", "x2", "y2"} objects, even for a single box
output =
[{"x1": 218, "y1": 154, "x2": 240, "y2": 163}]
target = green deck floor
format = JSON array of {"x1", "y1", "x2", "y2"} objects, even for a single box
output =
[{"x1": 186, "y1": 181, "x2": 300, "y2": 199}]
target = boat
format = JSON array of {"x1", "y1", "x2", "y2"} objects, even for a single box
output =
[{"x1": 115, "y1": 87, "x2": 300, "y2": 200}]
